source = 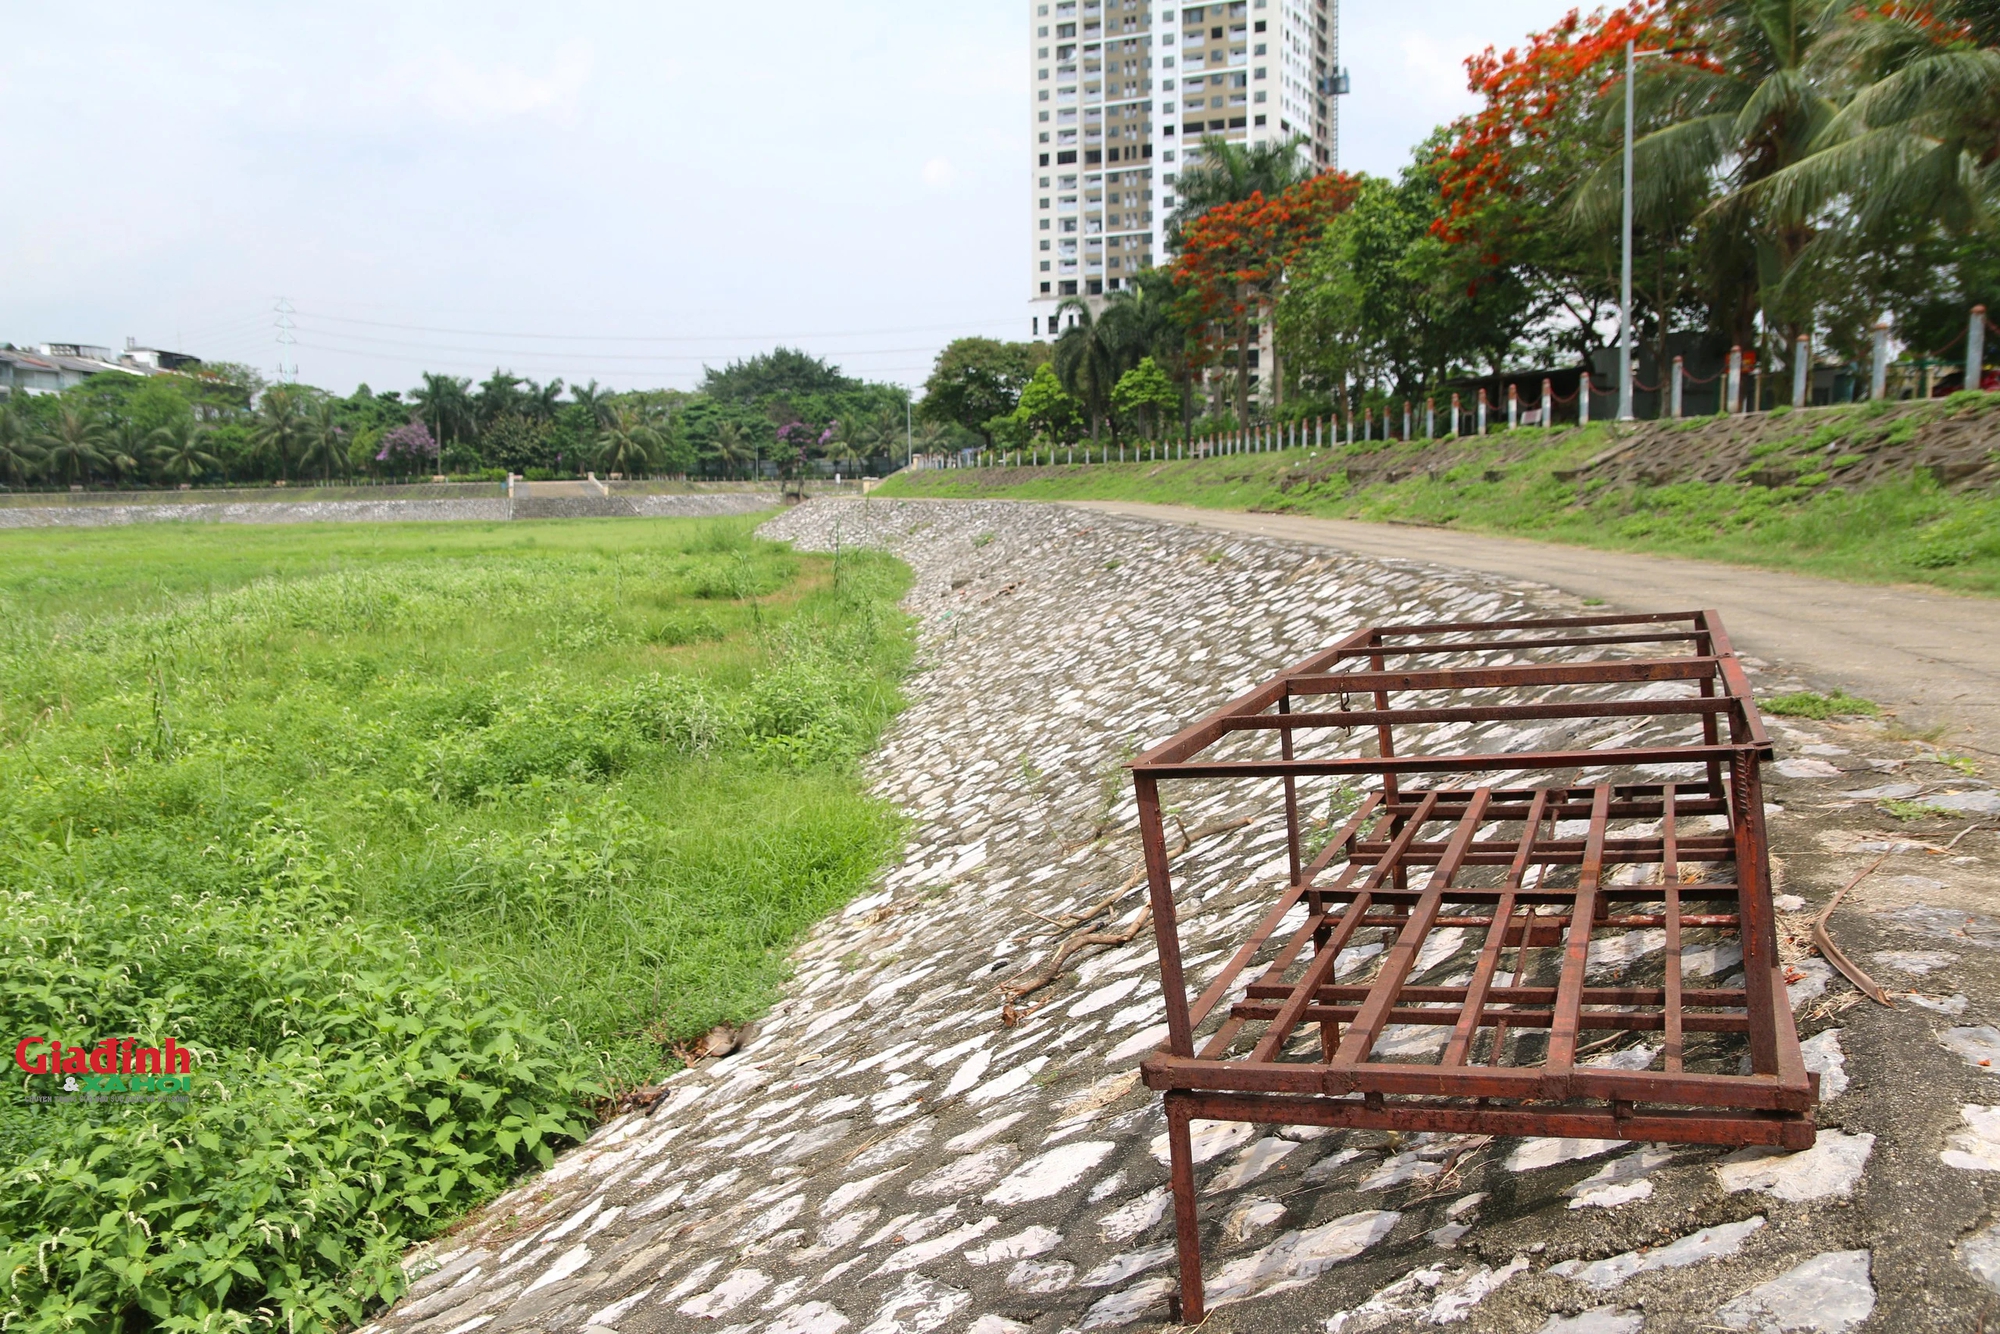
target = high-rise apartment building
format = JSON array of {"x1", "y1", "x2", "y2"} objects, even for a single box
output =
[{"x1": 1028, "y1": 0, "x2": 1340, "y2": 338}]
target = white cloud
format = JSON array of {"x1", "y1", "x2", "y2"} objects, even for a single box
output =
[{"x1": 921, "y1": 157, "x2": 957, "y2": 189}]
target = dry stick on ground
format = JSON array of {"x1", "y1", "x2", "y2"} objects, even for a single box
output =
[
  {"x1": 998, "y1": 816, "x2": 1255, "y2": 1006},
  {"x1": 1813, "y1": 853, "x2": 1894, "y2": 1006}
]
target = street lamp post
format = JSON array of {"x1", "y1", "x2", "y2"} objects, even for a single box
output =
[{"x1": 1618, "y1": 39, "x2": 1637, "y2": 421}]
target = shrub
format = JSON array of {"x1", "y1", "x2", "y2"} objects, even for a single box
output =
[{"x1": 0, "y1": 823, "x2": 588, "y2": 1334}]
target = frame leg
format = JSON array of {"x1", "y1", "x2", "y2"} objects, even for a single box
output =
[{"x1": 1166, "y1": 1093, "x2": 1206, "y2": 1325}]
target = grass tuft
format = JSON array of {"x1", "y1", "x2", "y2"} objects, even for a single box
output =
[{"x1": 1762, "y1": 689, "x2": 1881, "y2": 719}]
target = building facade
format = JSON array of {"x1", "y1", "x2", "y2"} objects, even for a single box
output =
[{"x1": 1027, "y1": 0, "x2": 1339, "y2": 338}]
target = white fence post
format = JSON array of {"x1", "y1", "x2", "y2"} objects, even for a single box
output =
[
  {"x1": 1970, "y1": 305, "x2": 1988, "y2": 393},
  {"x1": 1671, "y1": 356, "x2": 1685, "y2": 418},
  {"x1": 1870, "y1": 321, "x2": 1890, "y2": 400},
  {"x1": 1727, "y1": 345, "x2": 1743, "y2": 414},
  {"x1": 1792, "y1": 334, "x2": 1811, "y2": 408}
]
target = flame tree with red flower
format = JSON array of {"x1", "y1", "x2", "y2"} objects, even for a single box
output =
[{"x1": 1171, "y1": 170, "x2": 1360, "y2": 426}]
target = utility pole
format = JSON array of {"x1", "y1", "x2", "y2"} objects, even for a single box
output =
[
  {"x1": 1618, "y1": 40, "x2": 1636, "y2": 421},
  {"x1": 274, "y1": 297, "x2": 298, "y2": 384},
  {"x1": 905, "y1": 396, "x2": 913, "y2": 469}
]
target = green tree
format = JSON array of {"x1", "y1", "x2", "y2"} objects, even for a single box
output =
[
  {"x1": 250, "y1": 388, "x2": 309, "y2": 481},
  {"x1": 594, "y1": 405, "x2": 666, "y2": 476},
  {"x1": 712, "y1": 420, "x2": 756, "y2": 478},
  {"x1": 919, "y1": 338, "x2": 1046, "y2": 448},
  {"x1": 299, "y1": 400, "x2": 349, "y2": 481},
  {"x1": 411, "y1": 373, "x2": 477, "y2": 447},
  {"x1": 0, "y1": 399, "x2": 44, "y2": 485},
  {"x1": 1051, "y1": 297, "x2": 1125, "y2": 442},
  {"x1": 699, "y1": 348, "x2": 859, "y2": 402},
  {"x1": 1012, "y1": 362, "x2": 1083, "y2": 443},
  {"x1": 1169, "y1": 133, "x2": 1312, "y2": 242},
  {"x1": 1110, "y1": 357, "x2": 1180, "y2": 440},
  {"x1": 148, "y1": 418, "x2": 218, "y2": 486},
  {"x1": 37, "y1": 404, "x2": 109, "y2": 486}
]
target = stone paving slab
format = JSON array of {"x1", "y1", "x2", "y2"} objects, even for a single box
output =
[{"x1": 366, "y1": 498, "x2": 2000, "y2": 1334}]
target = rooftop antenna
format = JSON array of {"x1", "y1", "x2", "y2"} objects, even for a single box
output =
[{"x1": 274, "y1": 297, "x2": 298, "y2": 382}]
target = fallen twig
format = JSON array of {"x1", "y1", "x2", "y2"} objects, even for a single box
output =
[
  {"x1": 995, "y1": 816, "x2": 1255, "y2": 1003},
  {"x1": 1811, "y1": 853, "x2": 1893, "y2": 1007}
]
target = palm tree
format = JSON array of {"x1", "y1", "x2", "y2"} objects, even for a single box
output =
[
  {"x1": 571, "y1": 380, "x2": 618, "y2": 430},
  {"x1": 299, "y1": 400, "x2": 348, "y2": 481},
  {"x1": 1052, "y1": 297, "x2": 1122, "y2": 443},
  {"x1": 410, "y1": 373, "x2": 477, "y2": 447},
  {"x1": 0, "y1": 399, "x2": 43, "y2": 486},
  {"x1": 149, "y1": 419, "x2": 217, "y2": 486},
  {"x1": 523, "y1": 378, "x2": 567, "y2": 424},
  {"x1": 37, "y1": 403, "x2": 109, "y2": 487},
  {"x1": 1169, "y1": 133, "x2": 1313, "y2": 242},
  {"x1": 1760, "y1": 2, "x2": 2000, "y2": 238},
  {"x1": 250, "y1": 387, "x2": 308, "y2": 481},
  {"x1": 713, "y1": 420, "x2": 756, "y2": 478},
  {"x1": 594, "y1": 405, "x2": 667, "y2": 477},
  {"x1": 103, "y1": 421, "x2": 146, "y2": 486}
]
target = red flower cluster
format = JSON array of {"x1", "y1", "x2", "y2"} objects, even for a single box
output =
[
  {"x1": 1172, "y1": 171, "x2": 1360, "y2": 363},
  {"x1": 1431, "y1": 1, "x2": 1711, "y2": 244}
]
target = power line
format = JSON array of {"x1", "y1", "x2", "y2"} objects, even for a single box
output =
[
  {"x1": 291, "y1": 323, "x2": 950, "y2": 364},
  {"x1": 300, "y1": 309, "x2": 1025, "y2": 344},
  {"x1": 273, "y1": 297, "x2": 298, "y2": 383}
]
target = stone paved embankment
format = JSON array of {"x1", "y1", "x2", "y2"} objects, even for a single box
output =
[
  {"x1": 367, "y1": 498, "x2": 2000, "y2": 1334},
  {"x1": 0, "y1": 492, "x2": 776, "y2": 527}
]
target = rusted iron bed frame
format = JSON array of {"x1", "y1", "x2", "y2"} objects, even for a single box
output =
[{"x1": 1126, "y1": 611, "x2": 1815, "y2": 1323}]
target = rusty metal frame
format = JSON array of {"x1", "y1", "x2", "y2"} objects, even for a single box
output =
[{"x1": 1127, "y1": 611, "x2": 1814, "y2": 1323}]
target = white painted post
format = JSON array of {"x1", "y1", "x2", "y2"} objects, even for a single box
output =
[
  {"x1": 1727, "y1": 345, "x2": 1743, "y2": 415},
  {"x1": 1426, "y1": 397, "x2": 1436, "y2": 439},
  {"x1": 1508, "y1": 383, "x2": 1520, "y2": 430},
  {"x1": 1580, "y1": 375, "x2": 1591, "y2": 425},
  {"x1": 1671, "y1": 356, "x2": 1684, "y2": 418},
  {"x1": 1792, "y1": 334, "x2": 1810, "y2": 409},
  {"x1": 1542, "y1": 378, "x2": 1553, "y2": 427},
  {"x1": 1403, "y1": 402, "x2": 1412, "y2": 440},
  {"x1": 1452, "y1": 392, "x2": 1462, "y2": 437},
  {"x1": 1970, "y1": 305, "x2": 1988, "y2": 393},
  {"x1": 1478, "y1": 389, "x2": 1489, "y2": 435},
  {"x1": 1870, "y1": 321, "x2": 1890, "y2": 400}
]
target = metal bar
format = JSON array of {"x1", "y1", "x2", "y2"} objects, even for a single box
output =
[
  {"x1": 1137, "y1": 743, "x2": 1743, "y2": 780},
  {"x1": 1219, "y1": 697, "x2": 1732, "y2": 732},
  {"x1": 1663, "y1": 785, "x2": 1685, "y2": 1073},
  {"x1": 1142, "y1": 1054, "x2": 1815, "y2": 1111},
  {"x1": 1442, "y1": 790, "x2": 1548, "y2": 1065},
  {"x1": 1135, "y1": 774, "x2": 1195, "y2": 1058},
  {"x1": 1731, "y1": 752, "x2": 1780, "y2": 1075},
  {"x1": 1165, "y1": 1093, "x2": 1205, "y2": 1324},
  {"x1": 1131, "y1": 624, "x2": 1382, "y2": 767},
  {"x1": 1149, "y1": 1089, "x2": 1813, "y2": 1151},
  {"x1": 1371, "y1": 609, "x2": 1707, "y2": 635},
  {"x1": 1544, "y1": 784, "x2": 1613, "y2": 1089},
  {"x1": 1285, "y1": 658, "x2": 1719, "y2": 696},
  {"x1": 1250, "y1": 793, "x2": 1440, "y2": 1062},
  {"x1": 1279, "y1": 694, "x2": 1302, "y2": 888},
  {"x1": 1334, "y1": 790, "x2": 1490, "y2": 1064},
  {"x1": 1330, "y1": 629, "x2": 1704, "y2": 657}
]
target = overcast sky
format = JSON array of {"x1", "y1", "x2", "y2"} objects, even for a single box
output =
[{"x1": 4, "y1": 1, "x2": 1562, "y2": 396}]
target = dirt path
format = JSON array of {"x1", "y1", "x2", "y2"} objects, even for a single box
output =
[{"x1": 1065, "y1": 501, "x2": 2000, "y2": 757}]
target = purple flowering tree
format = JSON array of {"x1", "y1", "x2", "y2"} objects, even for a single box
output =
[{"x1": 377, "y1": 421, "x2": 439, "y2": 477}]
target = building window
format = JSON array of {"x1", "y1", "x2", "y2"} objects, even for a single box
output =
[
  {"x1": 1253, "y1": 112, "x2": 1266, "y2": 124},
  {"x1": 1041, "y1": 282, "x2": 1052, "y2": 293},
  {"x1": 1253, "y1": 91, "x2": 1265, "y2": 102}
]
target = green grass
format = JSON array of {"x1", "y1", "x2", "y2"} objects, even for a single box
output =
[
  {"x1": 1762, "y1": 689, "x2": 1881, "y2": 719},
  {"x1": 878, "y1": 406, "x2": 2000, "y2": 595},
  {"x1": 0, "y1": 515, "x2": 913, "y2": 1331}
]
